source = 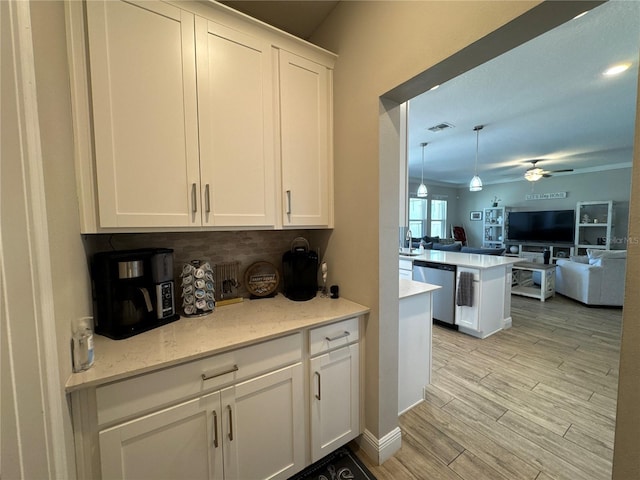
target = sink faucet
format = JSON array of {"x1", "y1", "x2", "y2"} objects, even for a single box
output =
[{"x1": 406, "y1": 229, "x2": 413, "y2": 252}]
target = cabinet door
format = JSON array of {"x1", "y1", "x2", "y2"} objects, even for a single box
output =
[
  {"x1": 279, "y1": 50, "x2": 331, "y2": 227},
  {"x1": 310, "y1": 344, "x2": 360, "y2": 462},
  {"x1": 222, "y1": 364, "x2": 304, "y2": 480},
  {"x1": 196, "y1": 18, "x2": 276, "y2": 227},
  {"x1": 99, "y1": 392, "x2": 221, "y2": 480},
  {"x1": 455, "y1": 268, "x2": 480, "y2": 330},
  {"x1": 86, "y1": 1, "x2": 200, "y2": 227}
]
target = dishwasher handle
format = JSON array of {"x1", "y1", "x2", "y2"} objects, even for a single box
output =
[{"x1": 414, "y1": 260, "x2": 456, "y2": 272}]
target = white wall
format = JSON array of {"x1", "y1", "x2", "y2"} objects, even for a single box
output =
[
  {"x1": 455, "y1": 168, "x2": 632, "y2": 247},
  {"x1": 311, "y1": 0, "x2": 541, "y2": 457}
]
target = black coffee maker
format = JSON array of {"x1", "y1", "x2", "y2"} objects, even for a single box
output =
[
  {"x1": 91, "y1": 248, "x2": 179, "y2": 339},
  {"x1": 282, "y1": 237, "x2": 318, "y2": 301}
]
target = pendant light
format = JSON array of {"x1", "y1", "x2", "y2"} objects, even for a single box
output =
[
  {"x1": 469, "y1": 125, "x2": 484, "y2": 192},
  {"x1": 417, "y1": 142, "x2": 428, "y2": 198}
]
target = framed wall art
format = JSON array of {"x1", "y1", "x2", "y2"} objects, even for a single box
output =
[{"x1": 470, "y1": 211, "x2": 482, "y2": 221}]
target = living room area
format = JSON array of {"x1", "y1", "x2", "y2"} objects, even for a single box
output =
[{"x1": 392, "y1": 2, "x2": 636, "y2": 478}]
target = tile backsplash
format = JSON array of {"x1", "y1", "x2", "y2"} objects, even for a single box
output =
[{"x1": 83, "y1": 229, "x2": 331, "y2": 299}]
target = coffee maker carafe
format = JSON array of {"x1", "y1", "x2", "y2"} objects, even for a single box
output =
[{"x1": 92, "y1": 248, "x2": 179, "y2": 339}]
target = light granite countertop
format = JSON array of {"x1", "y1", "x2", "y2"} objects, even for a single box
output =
[
  {"x1": 399, "y1": 278, "x2": 440, "y2": 299},
  {"x1": 400, "y1": 250, "x2": 524, "y2": 269},
  {"x1": 65, "y1": 293, "x2": 369, "y2": 392}
]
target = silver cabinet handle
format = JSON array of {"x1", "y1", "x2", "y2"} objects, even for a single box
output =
[
  {"x1": 205, "y1": 184, "x2": 211, "y2": 213},
  {"x1": 212, "y1": 410, "x2": 219, "y2": 448},
  {"x1": 191, "y1": 183, "x2": 197, "y2": 213},
  {"x1": 315, "y1": 371, "x2": 321, "y2": 400},
  {"x1": 286, "y1": 190, "x2": 292, "y2": 215},
  {"x1": 325, "y1": 331, "x2": 350, "y2": 342},
  {"x1": 201, "y1": 365, "x2": 238, "y2": 381},
  {"x1": 227, "y1": 405, "x2": 233, "y2": 441}
]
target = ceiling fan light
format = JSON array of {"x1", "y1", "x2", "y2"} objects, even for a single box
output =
[
  {"x1": 469, "y1": 175, "x2": 483, "y2": 191},
  {"x1": 525, "y1": 168, "x2": 544, "y2": 182},
  {"x1": 417, "y1": 183, "x2": 428, "y2": 197}
]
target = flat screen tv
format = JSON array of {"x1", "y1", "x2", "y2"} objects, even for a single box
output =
[{"x1": 507, "y1": 210, "x2": 575, "y2": 243}]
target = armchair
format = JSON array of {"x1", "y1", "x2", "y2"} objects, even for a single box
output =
[{"x1": 555, "y1": 249, "x2": 626, "y2": 306}]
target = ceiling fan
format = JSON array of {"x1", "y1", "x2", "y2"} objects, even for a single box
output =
[{"x1": 524, "y1": 160, "x2": 573, "y2": 182}]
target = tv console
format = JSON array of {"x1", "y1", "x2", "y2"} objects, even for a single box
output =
[{"x1": 505, "y1": 243, "x2": 575, "y2": 264}]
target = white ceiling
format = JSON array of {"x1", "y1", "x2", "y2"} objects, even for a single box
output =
[
  {"x1": 220, "y1": 1, "x2": 639, "y2": 187},
  {"x1": 408, "y1": 0, "x2": 640, "y2": 187}
]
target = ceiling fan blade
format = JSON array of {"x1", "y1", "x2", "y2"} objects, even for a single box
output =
[{"x1": 549, "y1": 168, "x2": 574, "y2": 173}]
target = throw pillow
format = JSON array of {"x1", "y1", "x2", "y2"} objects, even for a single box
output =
[
  {"x1": 432, "y1": 242, "x2": 462, "y2": 252},
  {"x1": 587, "y1": 249, "x2": 626, "y2": 265}
]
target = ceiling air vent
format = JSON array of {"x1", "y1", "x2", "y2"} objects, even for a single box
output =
[{"x1": 427, "y1": 122, "x2": 455, "y2": 132}]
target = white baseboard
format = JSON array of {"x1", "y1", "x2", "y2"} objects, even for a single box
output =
[
  {"x1": 503, "y1": 316, "x2": 513, "y2": 329},
  {"x1": 356, "y1": 427, "x2": 402, "y2": 465}
]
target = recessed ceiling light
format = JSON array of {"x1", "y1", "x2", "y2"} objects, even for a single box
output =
[
  {"x1": 573, "y1": 11, "x2": 588, "y2": 20},
  {"x1": 429, "y1": 84, "x2": 440, "y2": 91},
  {"x1": 603, "y1": 63, "x2": 631, "y2": 76}
]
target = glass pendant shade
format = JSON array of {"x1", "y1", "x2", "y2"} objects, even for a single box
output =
[
  {"x1": 469, "y1": 175, "x2": 483, "y2": 191},
  {"x1": 417, "y1": 142, "x2": 428, "y2": 197},
  {"x1": 469, "y1": 125, "x2": 483, "y2": 192}
]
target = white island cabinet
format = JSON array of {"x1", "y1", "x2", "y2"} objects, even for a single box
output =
[
  {"x1": 398, "y1": 279, "x2": 439, "y2": 415},
  {"x1": 403, "y1": 250, "x2": 522, "y2": 339},
  {"x1": 67, "y1": 295, "x2": 368, "y2": 480}
]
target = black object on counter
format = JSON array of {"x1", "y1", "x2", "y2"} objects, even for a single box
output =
[
  {"x1": 330, "y1": 285, "x2": 339, "y2": 299},
  {"x1": 282, "y1": 237, "x2": 318, "y2": 301},
  {"x1": 543, "y1": 249, "x2": 551, "y2": 264}
]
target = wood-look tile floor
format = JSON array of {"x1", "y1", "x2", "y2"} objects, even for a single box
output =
[{"x1": 355, "y1": 294, "x2": 622, "y2": 480}]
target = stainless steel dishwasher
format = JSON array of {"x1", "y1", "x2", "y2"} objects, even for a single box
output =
[{"x1": 413, "y1": 260, "x2": 457, "y2": 328}]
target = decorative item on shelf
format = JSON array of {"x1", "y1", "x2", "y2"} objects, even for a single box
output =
[
  {"x1": 510, "y1": 246, "x2": 519, "y2": 254},
  {"x1": 469, "y1": 125, "x2": 484, "y2": 191},
  {"x1": 416, "y1": 142, "x2": 428, "y2": 198},
  {"x1": 491, "y1": 195, "x2": 501, "y2": 207},
  {"x1": 497, "y1": 215, "x2": 503, "y2": 224},
  {"x1": 582, "y1": 213, "x2": 590, "y2": 223},
  {"x1": 180, "y1": 260, "x2": 215, "y2": 317}
]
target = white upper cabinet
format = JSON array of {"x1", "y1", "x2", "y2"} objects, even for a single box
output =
[
  {"x1": 195, "y1": 18, "x2": 276, "y2": 227},
  {"x1": 86, "y1": 1, "x2": 200, "y2": 228},
  {"x1": 72, "y1": 0, "x2": 335, "y2": 232},
  {"x1": 279, "y1": 50, "x2": 333, "y2": 228}
]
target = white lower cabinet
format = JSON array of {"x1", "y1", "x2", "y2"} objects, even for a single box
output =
[
  {"x1": 72, "y1": 319, "x2": 363, "y2": 479},
  {"x1": 99, "y1": 363, "x2": 304, "y2": 480},
  {"x1": 309, "y1": 318, "x2": 360, "y2": 462},
  {"x1": 99, "y1": 392, "x2": 220, "y2": 480}
]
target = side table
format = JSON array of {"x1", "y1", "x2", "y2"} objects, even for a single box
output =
[{"x1": 511, "y1": 262, "x2": 556, "y2": 302}]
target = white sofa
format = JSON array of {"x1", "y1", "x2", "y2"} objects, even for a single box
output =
[{"x1": 555, "y1": 249, "x2": 626, "y2": 307}]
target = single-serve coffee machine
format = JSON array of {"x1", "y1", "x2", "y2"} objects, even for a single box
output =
[{"x1": 91, "y1": 248, "x2": 179, "y2": 339}]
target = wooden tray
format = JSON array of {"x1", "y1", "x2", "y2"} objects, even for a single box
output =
[{"x1": 244, "y1": 261, "x2": 280, "y2": 297}]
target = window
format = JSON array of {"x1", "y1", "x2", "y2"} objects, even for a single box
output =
[
  {"x1": 430, "y1": 199, "x2": 447, "y2": 238},
  {"x1": 409, "y1": 197, "x2": 448, "y2": 238},
  {"x1": 409, "y1": 198, "x2": 427, "y2": 238}
]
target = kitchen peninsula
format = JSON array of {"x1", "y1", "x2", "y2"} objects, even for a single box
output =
[
  {"x1": 66, "y1": 294, "x2": 368, "y2": 480},
  {"x1": 400, "y1": 250, "x2": 523, "y2": 338}
]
